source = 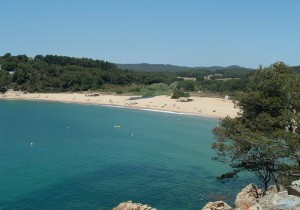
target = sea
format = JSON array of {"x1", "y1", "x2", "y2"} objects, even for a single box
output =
[{"x1": 0, "y1": 100, "x2": 253, "y2": 209}]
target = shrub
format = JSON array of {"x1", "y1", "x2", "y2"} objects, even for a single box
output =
[{"x1": 171, "y1": 89, "x2": 189, "y2": 99}]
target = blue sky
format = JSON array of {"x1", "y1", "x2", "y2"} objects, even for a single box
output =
[{"x1": 0, "y1": 0, "x2": 299, "y2": 68}]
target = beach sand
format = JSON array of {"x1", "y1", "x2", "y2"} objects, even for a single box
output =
[{"x1": 0, "y1": 90, "x2": 239, "y2": 118}]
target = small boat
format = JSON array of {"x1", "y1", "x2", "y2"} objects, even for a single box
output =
[{"x1": 114, "y1": 125, "x2": 121, "y2": 128}]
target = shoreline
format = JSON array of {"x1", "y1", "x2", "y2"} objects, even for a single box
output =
[{"x1": 0, "y1": 91, "x2": 239, "y2": 118}]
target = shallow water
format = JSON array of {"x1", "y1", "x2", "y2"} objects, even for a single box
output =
[{"x1": 0, "y1": 100, "x2": 252, "y2": 209}]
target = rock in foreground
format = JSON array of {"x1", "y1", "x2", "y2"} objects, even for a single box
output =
[
  {"x1": 288, "y1": 180, "x2": 300, "y2": 197},
  {"x1": 202, "y1": 180, "x2": 300, "y2": 210},
  {"x1": 234, "y1": 183, "x2": 263, "y2": 210},
  {"x1": 202, "y1": 201, "x2": 232, "y2": 210},
  {"x1": 113, "y1": 200, "x2": 156, "y2": 210},
  {"x1": 254, "y1": 190, "x2": 300, "y2": 210}
]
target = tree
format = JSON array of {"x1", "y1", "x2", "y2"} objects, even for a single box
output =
[
  {"x1": 0, "y1": 71, "x2": 10, "y2": 93},
  {"x1": 171, "y1": 89, "x2": 189, "y2": 99},
  {"x1": 177, "y1": 80, "x2": 195, "y2": 91},
  {"x1": 2, "y1": 62, "x2": 18, "y2": 71},
  {"x1": 212, "y1": 62, "x2": 300, "y2": 192}
]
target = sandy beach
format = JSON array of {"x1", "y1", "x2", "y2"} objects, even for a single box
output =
[{"x1": 0, "y1": 90, "x2": 239, "y2": 118}]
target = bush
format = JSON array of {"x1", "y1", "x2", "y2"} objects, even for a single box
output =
[
  {"x1": 177, "y1": 80, "x2": 195, "y2": 91},
  {"x1": 171, "y1": 89, "x2": 189, "y2": 99},
  {"x1": 116, "y1": 89, "x2": 123, "y2": 94}
]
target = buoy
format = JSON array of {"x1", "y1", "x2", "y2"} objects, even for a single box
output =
[
  {"x1": 30, "y1": 142, "x2": 33, "y2": 147},
  {"x1": 131, "y1": 133, "x2": 134, "y2": 136}
]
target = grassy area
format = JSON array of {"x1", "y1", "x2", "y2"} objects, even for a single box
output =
[
  {"x1": 99, "y1": 82, "x2": 229, "y2": 99},
  {"x1": 177, "y1": 76, "x2": 197, "y2": 81},
  {"x1": 100, "y1": 82, "x2": 177, "y2": 97}
]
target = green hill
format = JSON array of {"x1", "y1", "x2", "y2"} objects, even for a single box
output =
[
  {"x1": 116, "y1": 63, "x2": 254, "y2": 72},
  {"x1": 116, "y1": 63, "x2": 191, "y2": 72},
  {"x1": 292, "y1": 65, "x2": 300, "y2": 74}
]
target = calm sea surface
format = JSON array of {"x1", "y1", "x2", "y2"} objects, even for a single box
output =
[{"x1": 0, "y1": 100, "x2": 252, "y2": 209}]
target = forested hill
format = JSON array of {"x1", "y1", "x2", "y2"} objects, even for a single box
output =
[
  {"x1": 1, "y1": 53, "x2": 299, "y2": 96},
  {"x1": 116, "y1": 63, "x2": 254, "y2": 72},
  {"x1": 0, "y1": 53, "x2": 178, "y2": 92},
  {"x1": 1, "y1": 54, "x2": 116, "y2": 71},
  {"x1": 292, "y1": 65, "x2": 300, "y2": 74},
  {"x1": 116, "y1": 63, "x2": 191, "y2": 72}
]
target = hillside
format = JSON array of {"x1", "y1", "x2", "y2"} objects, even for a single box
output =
[
  {"x1": 292, "y1": 65, "x2": 300, "y2": 74},
  {"x1": 116, "y1": 63, "x2": 191, "y2": 72},
  {"x1": 116, "y1": 63, "x2": 254, "y2": 72}
]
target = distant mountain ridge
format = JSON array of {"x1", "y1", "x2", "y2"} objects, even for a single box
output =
[{"x1": 116, "y1": 63, "x2": 254, "y2": 72}]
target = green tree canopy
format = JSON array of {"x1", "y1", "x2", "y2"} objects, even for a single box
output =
[{"x1": 212, "y1": 62, "x2": 300, "y2": 191}]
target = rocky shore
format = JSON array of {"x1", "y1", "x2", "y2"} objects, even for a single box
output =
[
  {"x1": 113, "y1": 180, "x2": 300, "y2": 210},
  {"x1": 202, "y1": 180, "x2": 300, "y2": 210}
]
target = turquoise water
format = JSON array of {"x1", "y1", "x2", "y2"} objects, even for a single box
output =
[{"x1": 0, "y1": 100, "x2": 251, "y2": 209}]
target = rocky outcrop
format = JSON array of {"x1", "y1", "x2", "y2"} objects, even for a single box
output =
[
  {"x1": 114, "y1": 181, "x2": 300, "y2": 210},
  {"x1": 252, "y1": 190, "x2": 300, "y2": 210},
  {"x1": 202, "y1": 201, "x2": 232, "y2": 210},
  {"x1": 113, "y1": 200, "x2": 156, "y2": 210},
  {"x1": 234, "y1": 183, "x2": 263, "y2": 210},
  {"x1": 202, "y1": 181, "x2": 300, "y2": 210},
  {"x1": 233, "y1": 182, "x2": 300, "y2": 210}
]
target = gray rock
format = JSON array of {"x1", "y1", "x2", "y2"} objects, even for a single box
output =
[
  {"x1": 202, "y1": 201, "x2": 232, "y2": 210},
  {"x1": 233, "y1": 183, "x2": 300, "y2": 209},
  {"x1": 288, "y1": 186, "x2": 300, "y2": 197},
  {"x1": 234, "y1": 183, "x2": 262, "y2": 210},
  {"x1": 113, "y1": 200, "x2": 156, "y2": 210},
  {"x1": 292, "y1": 180, "x2": 300, "y2": 188},
  {"x1": 256, "y1": 190, "x2": 300, "y2": 210},
  {"x1": 248, "y1": 203, "x2": 263, "y2": 210},
  {"x1": 289, "y1": 180, "x2": 300, "y2": 197}
]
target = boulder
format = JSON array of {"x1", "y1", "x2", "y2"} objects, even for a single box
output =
[
  {"x1": 288, "y1": 180, "x2": 300, "y2": 197},
  {"x1": 255, "y1": 190, "x2": 300, "y2": 210},
  {"x1": 202, "y1": 201, "x2": 232, "y2": 210},
  {"x1": 234, "y1": 183, "x2": 262, "y2": 210},
  {"x1": 113, "y1": 200, "x2": 156, "y2": 210},
  {"x1": 291, "y1": 180, "x2": 300, "y2": 187}
]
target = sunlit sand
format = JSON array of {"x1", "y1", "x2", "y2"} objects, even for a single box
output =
[{"x1": 1, "y1": 90, "x2": 239, "y2": 118}]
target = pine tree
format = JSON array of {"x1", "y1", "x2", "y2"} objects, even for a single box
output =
[{"x1": 212, "y1": 62, "x2": 300, "y2": 191}]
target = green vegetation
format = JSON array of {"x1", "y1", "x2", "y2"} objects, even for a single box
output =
[
  {"x1": 1, "y1": 53, "x2": 299, "y2": 101},
  {"x1": 177, "y1": 69, "x2": 212, "y2": 80},
  {"x1": 215, "y1": 67, "x2": 252, "y2": 78},
  {"x1": 292, "y1": 65, "x2": 300, "y2": 74},
  {"x1": 196, "y1": 78, "x2": 248, "y2": 94},
  {"x1": 171, "y1": 89, "x2": 190, "y2": 99},
  {"x1": 176, "y1": 80, "x2": 195, "y2": 91},
  {"x1": 212, "y1": 62, "x2": 300, "y2": 191},
  {"x1": 117, "y1": 63, "x2": 254, "y2": 73},
  {"x1": 0, "y1": 53, "x2": 177, "y2": 93},
  {"x1": 0, "y1": 53, "x2": 255, "y2": 97},
  {"x1": 116, "y1": 63, "x2": 191, "y2": 72}
]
